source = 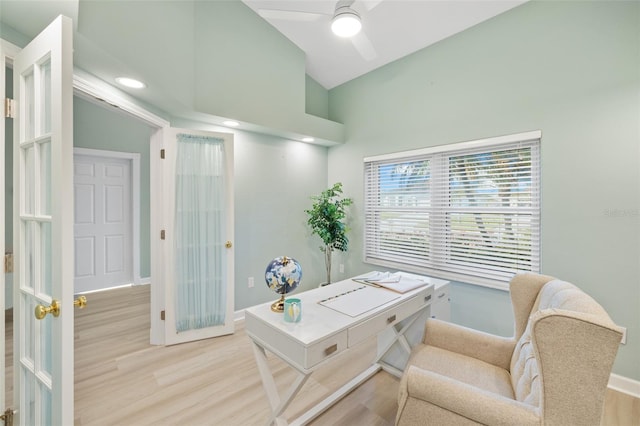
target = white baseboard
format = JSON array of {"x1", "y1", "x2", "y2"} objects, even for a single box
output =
[
  {"x1": 609, "y1": 373, "x2": 640, "y2": 398},
  {"x1": 234, "y1": 309, "x2": 246, "y2": 322}
]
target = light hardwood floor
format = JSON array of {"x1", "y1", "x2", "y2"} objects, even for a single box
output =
[{"x1": 4, "y1": 285, "x2": 640, "y2": 425}]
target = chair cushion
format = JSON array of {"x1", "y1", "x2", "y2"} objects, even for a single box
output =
[
  {"x1": 510, "y1": 321, "x2": 541, "y2": 406},
  {"x1": 409, "y1": 344, "x2": 515, "y2": 400}
]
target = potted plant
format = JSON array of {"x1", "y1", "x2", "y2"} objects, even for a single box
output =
[{"x1": 305, "y1": 182, "x2": 353, "y2": 285}]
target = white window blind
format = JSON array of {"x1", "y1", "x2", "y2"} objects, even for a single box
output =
[{"x1": 364, "y1": 132, "x2": 540, "y2": 286}]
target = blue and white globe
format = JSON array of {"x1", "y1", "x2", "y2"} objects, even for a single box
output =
[{"x1": 265, "y1": 256, "x2": 302, "y2": 295}]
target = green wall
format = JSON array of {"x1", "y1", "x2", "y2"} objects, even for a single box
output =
[
  {"x1": 232, "y1": 131, "x2": 330, "y2": 309},
  {"x1": 328, "y1": 1, "x2": 640, "y2": 380},
  {"x1": 73, "y1": 97, "x2": 153, "y2": 278},
  {"x1": 305, "y1": 74, "x2": 330, "y2": 120}
]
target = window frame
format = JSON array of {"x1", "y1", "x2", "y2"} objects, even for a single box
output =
[{"x1": 363, "y1": 130, "x2": 541, "y2": 290}]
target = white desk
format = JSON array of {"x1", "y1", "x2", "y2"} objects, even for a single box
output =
[{"x1": 245, "y1": 276, "x2": 445, "y2": 426}]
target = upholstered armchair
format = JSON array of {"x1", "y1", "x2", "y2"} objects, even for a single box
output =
[{"x1": 396, "y1": 273, "x2": 622, "y2": 426}]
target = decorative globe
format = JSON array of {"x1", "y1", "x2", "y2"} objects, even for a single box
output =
[{"x1": 265, "y1": 256, "x2": 302, "y2": 312}]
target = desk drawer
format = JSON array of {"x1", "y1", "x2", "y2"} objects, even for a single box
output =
[
  {"x1": 306, "y1": 330, "x2": 348, "y2": 368},
  {"x1": 348, "y1": 288, "x2": 432, "y2": 347}
]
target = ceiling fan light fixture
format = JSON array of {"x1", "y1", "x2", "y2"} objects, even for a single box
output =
[{"x1": 331, "y1": 7, "x2": 361, "y2": 38}]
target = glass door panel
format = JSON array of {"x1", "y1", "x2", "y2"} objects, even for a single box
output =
[
  {"x1": 39, "y1": 60, "x2": 51, "y2": 134},
  {"x1": 20, "y1": 295, "x2": 34, "y2": 365},
  {"x1": 41, "y1": 222, "x2": 52, "y2": 295},
  {"x1": 23, "y1": 70, "x2": 35, "y2": 141},
  {"x1": 23, "y1": 146, "x2": 35, "y2": 215},
  {"x1": 40, "y1": 141, "x2": 52, "y2": 215}
]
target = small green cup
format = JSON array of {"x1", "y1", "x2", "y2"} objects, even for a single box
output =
[{"x1": 284, "y1": 298, "x2": 302, "y2": 323}]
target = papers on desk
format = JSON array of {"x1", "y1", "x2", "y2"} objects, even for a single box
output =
[
  {"x1": 353, "y1": 271, "x2": 430, "y2": 293},
  {"x1": 318, "y1": 285, "x2": 400, "y2": 318}
]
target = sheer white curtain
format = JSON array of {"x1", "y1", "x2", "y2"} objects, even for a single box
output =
[{"x1": 174, "y1": 133, "x2": 226, "y2": 332}]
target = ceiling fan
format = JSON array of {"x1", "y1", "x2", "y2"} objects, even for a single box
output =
[{"x1": 257, "y1": 0, "x2": 385, "y2": 61}]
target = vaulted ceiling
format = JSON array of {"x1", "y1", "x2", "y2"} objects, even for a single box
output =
[
  {"x1": 241, "y1": 0, "x2": 527, "y2": 89},
  {"x1": 2, "y1": 0, "x2": 527, "y2": 91}
]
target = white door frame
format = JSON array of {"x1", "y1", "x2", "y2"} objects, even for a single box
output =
[
  {"x1": 73, "y1": 147, "x2": 142, "y2": 287},
  {"x1": 0, "y1": 38, "x2": 20, "y2": 413}
]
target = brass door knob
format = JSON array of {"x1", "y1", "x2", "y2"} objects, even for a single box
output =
[
  {"x1": 74, "y1": 295, "x2": 87, "y2": 309},
  {"x1": 225, "y1": 241, "x2": 232, "y2": 248},
  {"x1": 35, "y1": 299, "x2": 60, "y2": 320},
  {"x1": 34, "y1": 296, "x2": 87, "y2": 320}
]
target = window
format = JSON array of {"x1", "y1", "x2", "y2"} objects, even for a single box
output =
[{"x1": 363, "y1": 131, "x2": 541, "y2": 288}]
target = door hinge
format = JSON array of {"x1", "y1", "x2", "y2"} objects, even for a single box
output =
[
  {"x1": 4, "y1": 253, "x2": 13, "y2": 274},
  {"x1": 160, "y1": 149, "x2": 165, "y2": 159},
  {"x1": 1, "y1": 408, "x2": 15, "y2": 426},
  {"x1": 4, "y1": 98, "x2": 15, "y2": 119},
  {"x1": 160, "y1": 310, "x2": 165, "y2": 321},
  {"x1": 160, "y1": 230, "x2": 165, "y2": 240}
]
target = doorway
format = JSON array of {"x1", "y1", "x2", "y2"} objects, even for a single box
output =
[{"x1": 2, "y1": 56, "x2": 162, "y2": 412}]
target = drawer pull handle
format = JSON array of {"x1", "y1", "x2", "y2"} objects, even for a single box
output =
[
  {"x1": 387, "y1": 314, "x2": 396, "y2": 323},
  {"x1": 438, "y1": 292, "x2": 446, "y2": 299},
  {"x1": 325, "y1": 344, "x2": 338, "y2": 356},
  {"x1": 425, "y1": 295, "x2": 432, "y2": 302}
]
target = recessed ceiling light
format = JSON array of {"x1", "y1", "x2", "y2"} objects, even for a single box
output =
[
  {"x1": 223, "y1": 120, "x2": 240, "y2": 127},
  {"x1": 302, "y1": 137, "x2": 315, "y2": 143},
  {"x1": 115, "y1": 77, "x2": 146, "y2": 89}
]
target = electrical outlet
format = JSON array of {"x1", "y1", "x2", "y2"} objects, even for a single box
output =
[
  {"x1": 339, "y1": 264, "x2": 344, "y2": 273},
  {"x1": 620, "y1": 327, "x2": 627, "y2": 345},
  {"x1": 248, "y1": 277, "x2": 254, "y2": 288}
]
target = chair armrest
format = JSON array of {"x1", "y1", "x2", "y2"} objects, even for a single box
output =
[
  {"x1": 423, "y1": 319, "x2": 515, "y2": 370},
  {"x1": 398, "y1": 366, "x2": 540, "y2": 426}
]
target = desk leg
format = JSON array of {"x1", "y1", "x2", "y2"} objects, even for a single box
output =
[
  {"x1": 289, "y1": 364, "x2": 381, "y2": 426},
  {"x1": 376, "y1": 306, "x2": 426, "y2": 377},
  {"x1": 251, "y1": 340, "x2": 310, "y2": 426}
]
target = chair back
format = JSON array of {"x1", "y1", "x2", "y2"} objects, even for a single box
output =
[{"x1": 510, "y1": 278, "x2": 622, "y2": 425}]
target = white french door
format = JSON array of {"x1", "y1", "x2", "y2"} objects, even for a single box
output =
[
  {"x1": 12, "y1": 15, "x2": 74, "y2": 425},
  {"x1": 150, "y1": 127, "x2": 234, "y2": 346}
]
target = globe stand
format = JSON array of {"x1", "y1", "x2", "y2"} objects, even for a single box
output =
[{"x1": 271, "y1": 294, "x2": 286, "y2": 313}]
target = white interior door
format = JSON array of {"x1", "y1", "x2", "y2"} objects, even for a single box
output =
[
  {"x1": 150, "y1": 127, "x2": 234, "y2": 346},
  {"x1": 74, "y1": 154, "x2": 133, "y2": 293},
  {"x1": 13, "y1": 15, "x2": 74, "y2": 425}
]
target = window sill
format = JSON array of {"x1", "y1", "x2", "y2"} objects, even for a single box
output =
[{"x1": 364, "y1": 258, "x2": 511, "y2": 292}]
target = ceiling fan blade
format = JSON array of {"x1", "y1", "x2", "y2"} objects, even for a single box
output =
[
  {"x1": 258, "y1": 9, "x2": 325, "y2": 22},
  {"x1": 358, "y1": 0, "x2": 385, "y2": 12},
  {"x1": 351, "y1": 31, "x2": 377, "y2": 61}
]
